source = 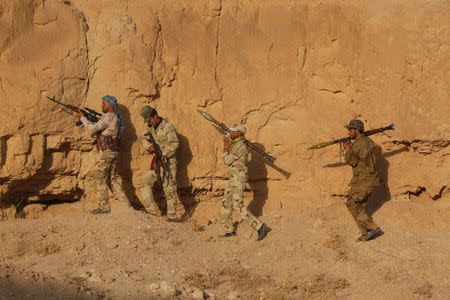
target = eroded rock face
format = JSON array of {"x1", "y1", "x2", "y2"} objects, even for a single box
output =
[
  {"x1": 0, "y1": 0, "x2": 88, "y2": 204},
  {"x1": 0, "y1": 0, "x2": 449, "y2": 215}
]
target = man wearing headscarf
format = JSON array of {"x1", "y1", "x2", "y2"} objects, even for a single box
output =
[
  {"x1": 74, "y1": 95, "x2": 128, "y2": 214},
  {"x1": 139, "y1": 105, "x2": 181, "y2": 222}
]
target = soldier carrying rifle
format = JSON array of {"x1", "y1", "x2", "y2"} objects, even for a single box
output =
[
  {"x1": 139, "y1": 106, "x2": 181, "y2": 222},
  {"x1": 73, "y1": 95, "x2": 129, "y2": 214}
]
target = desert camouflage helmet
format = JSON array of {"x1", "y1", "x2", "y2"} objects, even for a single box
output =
[
  {"x1": 140, "y1": 105, "x2": 156, "y2": 123},
  {"x1": 345, "y1": 119, "x2": 365, "y2": 132}
]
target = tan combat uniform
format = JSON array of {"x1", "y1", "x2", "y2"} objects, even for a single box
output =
[
  {"x1": 81, "y1": 112, "x2": 127, "y2": 211},
  {"x1": 221, "y1": 137, "x2": 264, "y2": 234},
  {"x1": 344, "y1": 134, "x2": 380, "y2": 234},
  {"x1": 140, "y1": 119, "x2": 180, "y2": 218}
]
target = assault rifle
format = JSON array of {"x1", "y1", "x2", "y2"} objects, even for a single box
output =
[
  {"x1": 46, "y1": 96, "x2": 101, "y2": 126},
  {"x1": 144, "y1": 132, "x2": 171, "y2": 182}
]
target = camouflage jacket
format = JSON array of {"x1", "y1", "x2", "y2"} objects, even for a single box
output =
[
  {"x1": 141, "y1": 119, "x2": 179, "y2": 158},
  {"x1": 344, "y1": 134, "x2": 380, "y2": 190},
  {"x1": 223, "y1": 137, "x2": 248, "y2": 179}
]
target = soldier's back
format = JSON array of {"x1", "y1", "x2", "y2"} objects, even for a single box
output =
[{"x1": 350, "y1": 135, "x2": 380, "y2": 189}]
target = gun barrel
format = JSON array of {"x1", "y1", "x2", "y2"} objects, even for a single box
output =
[
  {"x1": 46, "y1": 96, "x2": 100, "y2": 124},
  {"x1": 46, "y1": 96, "x2": 79, "y2": 117},
  {"x1": 46, "y1": 96, "x2": 75, "y2": 111}
]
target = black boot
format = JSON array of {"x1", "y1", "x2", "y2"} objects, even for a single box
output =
[
  {"x1": 90, "y1": 208, "x2": 110, "y2": 215},
  {"x1": 167, "y1": 216, "x2": 181, "y2": 223},
  {"x1": 363, "y1": 227, "x2": 383, "y2": 241},
  {"x1": 257, "y1": 223, "x2": 270, "y2": 241},
  {"x1": 222, "y1": 231, "x2": 236, "y2": 238}
]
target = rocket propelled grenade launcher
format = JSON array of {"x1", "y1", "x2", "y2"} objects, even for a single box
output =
[
  {"x1": 307, "y1": 123, "x2": 396, "y2": 150},
  {"x1": 197, "y1": 109, "x2": 276, "y2": 164}
]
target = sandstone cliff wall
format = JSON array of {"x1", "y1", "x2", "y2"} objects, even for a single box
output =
[{"x1": 0, "y1": 0, "x2": 449, "y2": 216}]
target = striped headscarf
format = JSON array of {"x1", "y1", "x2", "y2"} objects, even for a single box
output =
[{"x1": 102, "y1": 95, "x2": 125, "y2": 133}]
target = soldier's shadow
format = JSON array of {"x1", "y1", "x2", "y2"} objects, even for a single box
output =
[
  {"x1": 176, "y1": 134, "x2": 195, "y2": 219},
  {"x1": 117, "y1": 104, "x2": 139, "y2": 205},
  {"x1": 323, "y1": 146, "x2": 408, "y2": 217},
  {"x1": 366, "y1": 147, "x2": 398, "y2": 216},
  {"x1": 151, "y1": 133, "x2": 194, "y2": 219},
  {"x1": 366, "y1": 157, "x2": 390, "y2": 216},
  {"x1": 247, "y1": 143, "x2": 269, "y2": 217}
]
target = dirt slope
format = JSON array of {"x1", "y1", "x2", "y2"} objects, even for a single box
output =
[{"x1": 0, "y1": 196, "x2": 449, "y2": 299}]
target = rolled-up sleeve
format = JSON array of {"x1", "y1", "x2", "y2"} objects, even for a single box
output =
[{"x1": 345, "y1": 147, "x2": 359, "y2": 167}]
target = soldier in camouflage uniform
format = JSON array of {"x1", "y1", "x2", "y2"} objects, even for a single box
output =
[
  {"x1": 74, "y1": 95, "x2": 128, "y2": 214},
  {"x1": 139, "y1": 106, "x2": 181, "y2": 222},
  {"x1": 220, "y1": 124, "x2": 269, "y2": 241},
  {"x1": 343, "y1": 119, "x2": 383, "y2": 241}
]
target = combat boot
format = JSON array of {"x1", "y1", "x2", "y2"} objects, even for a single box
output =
[
  {"x1": 257, "y1": 223, "x2": 270, "y2": 241},
  {"x1": 145, "y1": 207, "x2": 162, "y2": 217},
  {"x1": 90, "y1": 208, "x2": 111, "y2": 215},
  {"x1": 166, "y1": 215, "x2": 181, "y2": 222},
  {"x1": 222, "y1": 231, "x2": 236, "y2": 238},
  {"x1": 363, "y1": 227, "x2": 383, "y2": 241}
]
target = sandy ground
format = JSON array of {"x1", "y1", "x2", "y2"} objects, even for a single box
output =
[{"x1": 0, "y1": 196, "x2": 449, "y2": 299}]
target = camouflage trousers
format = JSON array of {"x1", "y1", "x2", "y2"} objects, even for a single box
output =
[
  {"x1": 220, "y1": 170, "x2": 263, "y2": 233},
  {"x1": 346, "y1": 187, "x2": 378, "y2": 234},
  {"x1": 140, "y1": 157, "x2": 179, "y2": 218},
  {"x1": 89, "y1": 150, "x2": 128, "y2": 211}
]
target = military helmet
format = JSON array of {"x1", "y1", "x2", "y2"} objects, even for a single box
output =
[
  {"x1": 345, "y1": 119, "x2": 365, "y2": 132},
  {"x1": 140, "y1": 105, "x2": 156, "y2": 123},
  {"x1": 229, "y1": 123, "x2": 246, "y2": 135}
]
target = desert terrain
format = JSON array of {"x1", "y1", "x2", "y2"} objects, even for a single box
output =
[{"x1": 0, "y1": 0, "x2": 449, "y2": 298}]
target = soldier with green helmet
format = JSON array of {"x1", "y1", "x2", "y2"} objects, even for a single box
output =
[
  {"x1": 342, "y1": 119, "x2": 383, "y2": 241},
  {"x1": 139, "y1": 105, "x2": 181, "y2": 222}
]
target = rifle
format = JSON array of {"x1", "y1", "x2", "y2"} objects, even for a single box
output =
[
  {"x1": 197, "y1": 110, "x2": 276, "y2": 164},
  {"x1": 144, "y1": 132, "x2": 171, "y2": 182},
  {"x1": 307, "y1": 124, "x2": 395, "y2": 150},
  {"x1": 46, "y1": 96, "x2": 102, "y2": 126}
]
